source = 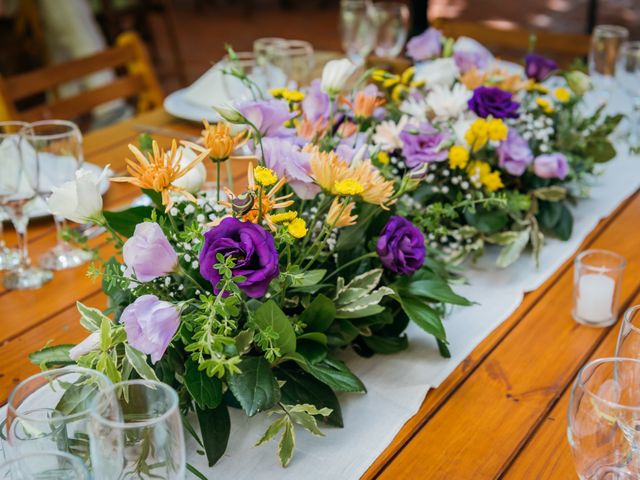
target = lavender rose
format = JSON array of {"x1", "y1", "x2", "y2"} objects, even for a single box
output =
[
  {"x1": 468, "y1": 86, "x2": 520, "y2": 119},
  {"x1": 237, "y1": 99, "x2": 294, "y2": 137},
  {"x1": 533, "y1": 153, "x2": 569, "y2": 179},
  {"x1": 406, "y1": 28, "x2": 443, "y2": 61},
  {"x1": 122, "y1": 295, "x2": 180, "y2": 363},
  {"x1": 302, "y1": 79, "x2": 330, "y2": 123},
  {"x1": 123, "y1": 222, "x2": 177, "y2": 282},
  {"x1": 199, "y1": 217, "x2": 279, "y2": 298},
  {"x1": 497, "y1": 130, "x2": 534, "y2": 176},
  {"x1": 262, "y1": 137, "x2": 319, "y2": 200},
  {"x1": 399, "y1": 123, "x2": 449, "y2": 168},
  {"x1": 525, "y1": 53, "x2": 557, "y2": 82},
  {"x1": 377, "y1": 216, "x2": 425, "y2": 276}
]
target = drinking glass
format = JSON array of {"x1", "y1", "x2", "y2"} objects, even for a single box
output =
[
  {"x1": 0, "y1": 451, "x2": 90, "y2": 479},
  {"x1": 89, "y1": 380, "x2": 186, "y2": 480},
  {"x1": 568, "y1": 357, "x2": 640, "y2": 479},
  {"x1": 572, "y1": 249, "x2": 626, "y2": 328},
  {"x1": 616, "y1": 305, "x2": 640, "y2": 359},
  {"x1": 6, "y1": 366, "x2": 113, "y2": 468},
  {"x1": 340, "y1": 0, "x2": 377, "y2": 65},
  {"x1": 255, "y1": 38, "x2": 315, "y2": 88},
  {"x1": 24, "y1": 120, "x2": 92, "y2": 270},
  {"x1": 616, "y1": 41, "x2": 640, "y2": 142},
  {"x1": 0, "y1": 210, "x2": 19, "y2": 271},
  {"x1": 220, "y1": 51, "x2": 271, "y2": 101},
  {"x1": 0, "y1": 121, "x2": 52, "y2": 289},
  {"x1": 589, "y1": 25, "x2": 629, "y2": 92},
  {"x1": 370, "y1": 2, "x2": 409, "y2": 58}
]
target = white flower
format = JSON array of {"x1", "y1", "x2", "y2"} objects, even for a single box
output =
[
  {"x1": 372, "y1": 115, "x2": 409, "y2": 151},
  {"x1": 452, "y1": 117, "x2": 475, "y2": 146},
  {"x1": 321, "y1": 58, "x2": 357, "y2": 96},
  {"x1": 414, "y1": 57, "x2": 460, "y2": 87},
  {"x1": 48, "y1": 167, "x2": 108, "y2": 223},
  {"x1": 400, "y1": 98, "x2": 428, "y2": 123},
  {"x1": 213, "y1": 104, "x2": 245, "y2": 124},
  {"x1": 426, "y1": 84, "x2": 472, "y2": 120},
  {"x1": 171, "y1": 146, "x2": 207, "y2": 194},
  {"x1": 69, "y1": 332, "x2": 100, "y2": 360}
]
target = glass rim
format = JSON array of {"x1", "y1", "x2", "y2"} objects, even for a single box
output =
[
  {"x1": 575, "y1": 357, "x2": 640, "y2": 410},
  {"x1": 622, "y1": 304, "x2": 640, "y2": 334},
  {"x1": 370, "y1": 1, "x2": 409, "y2": 11},
  {"x1": 574, "y1": 248, "x2": 627, "y2": 272},
  {"x1": 593, "y1": 24, "x2": 629, "y2": 38},
  {"x1": 0, "y1": 120, "x2": 30, "y2": 138},
  {"x1": 621, "y1": 40, "x2": 640, "y2": 52},
  {"x1": 0, "y1": 450, "x2": 90, "y2": 476},
  {"x1": 7, "y1": 366, "x2": 112, "y2": 423},
  {"x1": 90, "y1": 379, "x2": 179, "y2": 430},
  {"x1": 22, "y1": 119, "x2": 81, "y2": 142}
]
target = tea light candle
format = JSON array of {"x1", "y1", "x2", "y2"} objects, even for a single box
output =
[{"x1": 575, "y1": 273, "x2": 616, "y2": 324}]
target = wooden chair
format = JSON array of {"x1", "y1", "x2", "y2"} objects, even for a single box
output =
[
  {"x1": 0, "y1": 31, "x2": 163, "y2": 123},
  {"x1": 431, "y1": 18, "x2": 591, "y2": 62}
]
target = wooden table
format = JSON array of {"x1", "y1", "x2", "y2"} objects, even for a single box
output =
[{"x1": 1, "y1": 109, "x2": 638, "y2": 479}]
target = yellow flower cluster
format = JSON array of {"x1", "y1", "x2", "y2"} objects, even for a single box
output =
[
  {"x1": 254, "y1": 166, "x2": 278, "y2": 187},
  {"x1": 448, "y1": 145, "x2": 469, "y2": 169},
  {"x1": 376, "y1": 151, "x2": 390, "y2": 166},
  {"x1": 270, "y1": 88, "x2": 305, "y2": 103},
  {"x1": 464, "y1": 118, "x2": 508, "y2": 152},
  {"x1": 535, "y1": 97, "x2": 554, "y2": 114},
  {"x1": 371, "y1": 67, "x2": 424, "y2": 102},
  {"x1": 270, "y1": 211, "x2": 298, "y2": 224},
  {"x1": 334, "y1": 179, "x2": 365, "y2": 196},
  {"x1": 466, "y1": 161, "x2": 504, "y2": 192}
]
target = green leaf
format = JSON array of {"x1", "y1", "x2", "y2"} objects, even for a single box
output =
[
  {"x1": 464, "y1": 208, "x2": 509, "y2": 235},
  {"x1": 437, "y1": 339, "x2": 451, "y2": 358},
  {"x1": 228, "y1": 357, "x2": 281, "y2": 416},
  {"x1": 289, "y1": 410, "x2": 324, "y2": 437},
  {"x1": 234, "y1": 330, "x2": 254, "y2": 354},
  {"x1": 299, "y1": 294, "x2": 335, "y2": 333},
  {"x1": 326, "y1": 319, "x2": 361, "y2": 347},
  {"x1": 296, "y1": 340, "x2": 327, "y2": 364},
  {"x1": 255, "y1": 417, "x2": 286, "y2": 446},
  {"x1": 294, "y1": 269, "x2": 326, "y2": 287},
  {"x1": 305, "y1": 357, "x2": 366, "y2": 393},
  {"x1": 393, "y1": 278, "x2": 470, "y2": 306},
  {"x1": 124, "y1": 344, "x2": 159, "y2": 381},
  {"x1": 552, "y1": 203, "x2": 573, "y2": 241},
  {"x1": 537, "y1": 201, "x2": 562, "y2": 230},
  {"x1": 76, "y1": 302, "x2": 108, "y2": 332},
  {"x1": 362, "y1": 334, "x2": 409, "y2": 354},
  {"x1": 55, "y1": 380, "x2": 101, "y2": 416},
  {"x1": 103, "y1": 206, "x2": 156, "y2": 238},
  {"x1": 253, "y1": 300, "x2": 296, "y2": 355},
  {"x1": 297, "y1": 332, "x2": 327, "y2": 345},
  {"x1": 278, "y1": 419, "x2": 295, "y2": 467},
  {"x1": 335, "y1": 304, "x2": 385, "y2": 319},
  {"x1": 100, "y1": 317, "x2": 111, "y2": 351},
  {"x1": 397, "y1": 295, "x2": 446, "y2": 341},
  {"x1": 185, "y1": 359, "x2": 222, "y2": 409},
  {"x1": 587, "y1": 139, "x2": 616, "y2": 162},
  {"x1": 496, "y1": 229, "x2": 531, "y2": 268},
  {"x1": 336, "y1": 204, "x2": 379, "y2": 252},
  {"x1": 28, "y1": 345, "x2": 74, "y2": 368},
  {"x1": 343, "y1": 269, "x2": 382, "y2": 292},
  {"x1": 533, "y1": 186, "x2": 567, "y2": 201},
  {"x1": 196, "y1": 403, "x2": 230, "y2": 467}
]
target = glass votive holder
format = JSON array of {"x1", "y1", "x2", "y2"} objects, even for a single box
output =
[{"x1": 572, "y1": 249, "x2": 626, "y2": 327}]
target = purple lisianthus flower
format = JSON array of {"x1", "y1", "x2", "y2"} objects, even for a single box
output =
[
  {"x1": 302, "y1": 79, "x2": 330, "y2": 123},
  {"x1": 533, "y1": 153, "x2": 569, "y2": 179},
  {"x1": 406, "y1": 28, "x2": 443, "y2": 61},
  {"x1": 336, "y1": 132, "x2": 369, "y2": 164},
  {"x1": 376, "y1": 216, "x2": 425, "y2": 276},
  {"x1": 454, "y1": 50, "x2": 490, "y2": 73},
  {"x1": 236, "y1": 99, "x2": 294, "y2": 137},
  {"x1": 199, "y1": 217, "x2": 279, "y2": 298},
  {"x1": 497, "y1": 130, "x2": 534, "y2": 176},
  {"x1": 468, "y1": 86, "x2": 520, "y2": 119},
  {"x1": 261, "y1": 137, "x2": 320, "y2": 199},
  {"x1": 122, "y1": 295, "x2": 180, "y2": 363},
  {"x1": 399, "y1": 123, "x2": 449, "y2": 168},
  {"x1": 123, "y1": 222, "x2": 177, "y2": 282},
  {"x1": 525, "y1": 53, "x2": 557, "y2": 82}
]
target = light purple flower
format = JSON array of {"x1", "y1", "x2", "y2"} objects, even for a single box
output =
[
  {"x1": 533, "y1": 153, "x2": 569, "y2": 179},
  {"x1": 122, "y1": 295, "x2": 180, "y2": 363},
  {"x1": 123, "y1": 222, "x2": 177, "y2": 282},
  {"x1": 236, "y1": 99, "x2": 294, "y2": 137},
  {"x1": 261, "y1": 137, "x2": 320, "y2": 199},
  {"x1": 399, "y1": 123, "x2": 450, "y2": 168},
  {"x1": 453, "y1": 37, "x2": 493, "y2": 73},
  {"x1": 302, "y1": 79, "x2": 330, "y2": 123},
  {"x1": 497, "y1": 130, "x2": 534, "y2": 176},
  {"x1": 336, "y1": 132, "x2": 369, "y2": 164},
  {"x1": 406, "y1": 28, "x2": 443, "y2": 61}
]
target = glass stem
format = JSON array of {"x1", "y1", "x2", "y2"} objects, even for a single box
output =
[
  {"x1": 53, "y1": 215, "x2": 67, "y2": 249},
  {"x1": 0, "y1": 216, "x2": 5, "y2": 249},
  {"x1": 11, "y1": 207, "x2": 31, "y2": 270}
]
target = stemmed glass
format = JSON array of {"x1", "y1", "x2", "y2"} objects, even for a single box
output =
[
  {"x1": 256, "y1": 39, "x2": 315, "y2": 88},
  {"x1": 0, "y1": 211, "x2": 19, "y2": 271},
  {"x1": 339, "y1": 0, "x2": 377, "y2": 65},
  {"x1": 616, "y1": 305, "x2": 640, "y2": 359},
  {"x1": 89, "y1": 380, "x2": 186, "y2": 480},
  {"x1": 5, "y1": 366, "x2": 113, "y2": 469},
  {"x1": 0, "y1": 451, "x2": 90, "y2": 479},
  {"x1": 0, "y1": 121, "x2": 52, "y2": 289},
  {"x1": 616, "y1": 41, "x2": 640, "y2": 143},
  {"x1": 589, "y1": 25, "x2": 629, "y2": 98},
  {"x1": 370, "y1": 2, "x2": 409, "y2": 58},
  {"x1": 568, "y1": 357, "x2": 640, "y2": 479},
  {"x1": 24, "y1": 120, "x2": 92, "y2": 270}
]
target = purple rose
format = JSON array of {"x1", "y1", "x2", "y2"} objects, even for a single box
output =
[
  {"x1": 237, "y1": 99, "x2": 294, "y2": 137},
  {"x1": 468, "y1": 86, "x2": 520, "y2": 119},
  {"x1": 302, "y1": 79, "x2": 330, "y2": 123},
  {"x1": 199, "y1": 217, "x2": 279, "y2": 298},
  {"x1": 525, "y1": 54, "x2": 557, "y2": 82},
  {"x1": 122, "y1": 295, "x2": 180, "y2": 363},
  {"x1": 123, "y1": 222, "x2": 177, "y2": 282},
  {"x1": 261, "y1": 137, "x2": 320, "y2": 200},
  {"x1": 533, "y1": 153, "x2": 569, "y2": 179},
  {"x1": 399, "y1": 123, "x2": 449, "y2": 168},
  {"x1": 406, "y1": 28, "x2": 443, "y2": 61},
  {"x1": 497, "y1": 130, "x2": 533, "y2": 176},
  {"x1": 376, "y1": 216, "x2": 425, "y2": 276}
]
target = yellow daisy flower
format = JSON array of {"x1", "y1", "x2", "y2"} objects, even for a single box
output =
[
  {"x1": 487, "y1": 118, "x2": 508, "y2": 142},
  {"x1": 376, "y1": 151, "x2": 390, "y2": 166},
  {"x1": 465, "y1": 119, "x2": 489, "y2": 151},
  {"x1": 536, "y1": 97, "x2": 555, "y2": 114},
  {"x1": 254, "y1": 166, "x2": 278, "y2": 187},
  {"x1": 554, "y1": 87, "x2": 571, "y2": 103},
  {"x1": 287, "y1": 218, "x2": 308, "y2": 238},
  {"x1": 270, "y1": 211, "x2": 298, "y2": 224},
  {"x1": 448, "y1": 145, "x2": 470, "y2": 169},
  {"x1": 482, "y1": 171, "x2": 504, "y2": 192}
]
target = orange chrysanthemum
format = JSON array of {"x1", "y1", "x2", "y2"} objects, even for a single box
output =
[
  {"x1": 342, "y1": 90, "x2": 386, "y2": 119},
  {"x1": 350, "y1": 159, "x2": 395, "y2": 209},
  {"x1": 326, "y1": 197, "x2": 358, "y2": 228},
  {"x1": 306, "y1": 146, "x2": 350, "y2": 194},
  {"x1": 200, "y1": 120, "x2": 248, "y2": 161}
]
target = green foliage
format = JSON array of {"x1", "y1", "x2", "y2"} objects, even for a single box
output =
[
  {"x1": 196, "y1": 403, "x2": 230, "y2": 467},
  {"x1": 252, "y1": 300, "x2": 296, "y2": 361},
  {"x1": 29, "y1": 345, "x2": 74, "y2": 369},
  {"x1": 103, "y1": 207, "x2": 157, "y2": 238},
  {"x1": 228, "y1": 357, "x2": 281, "y2": 416}
]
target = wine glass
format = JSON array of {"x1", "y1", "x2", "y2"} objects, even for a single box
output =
[
  {"x1": 5, "y1": 366, "x2": 113, "y2": 469},
  {"x1": 339, "y1": 0, "x2": 377, "y2": 65},
  {"x1": 370, "y1": 2, "x2": 409, "y2": 58},
  {"x1": 220, "y1": 51, "x2": 271, "y2": 101},
  {"x1": 0, "y1": 210, "x2": 19, "y2": 271},
  {"x1": 616, "y1": 305, "x2": 640, "y2": 358},
  {"x1": 589, "y1": 25, "x2": 629, "y2": 96},
  {"x1": 89, "y1": 380, "x2": 186, "y2": 480},
  {"x1": 24, "y1": 120, "x2": 92, "y2": 270},
  {"x1": 568, "y1": 357, "x2": 640, "y2": 479},
  {"x1": 616, "y1": 41, "x2": 640, "y2": 143},
  {"x1": 255, "y1": 38, "x2": 315, "y2": 88},
  {"x1": 0, "y1": 121, "x2": 52, "y2": 290},
  {"x1": 0, "y1": 451, "x2": 90, "y2": 479}
]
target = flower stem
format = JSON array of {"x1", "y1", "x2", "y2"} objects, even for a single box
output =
[
  {"x1": 216, "y1": 161, "x2": 221, "y2": 203},
  {"x1": 225, "y1": 158, "x2": 233, "y2": 192},
  {"x1": 323, "y1": 251, "x2": 377, "y2": 283}
]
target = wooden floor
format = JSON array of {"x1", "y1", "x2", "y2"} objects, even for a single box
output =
[{"x1": 0, "y1": 108, "x2": 638, "y2": 478}]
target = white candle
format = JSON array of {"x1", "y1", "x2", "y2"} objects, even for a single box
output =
[{"x1": 576, "y1": 273, "x2": 616, "y2": 324}]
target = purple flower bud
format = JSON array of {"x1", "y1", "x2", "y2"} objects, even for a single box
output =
[
  {"x1": 533, "y1": 153, "x2": 569, "y2": 179},
  {"x1": 468, "y1": 86, "x2": 520, "y2": 119},
  {"x1": 376, "y1": 216, "x2": 425, "y2": 276},
  {"x1": 406, "y1": 28, "x2": 443, "y2": 61},
  {"x1": 123, "y1": 222, "x2": 178, "y2": 282},
  {"x1": 525, "y1": 53, "x2": 557, "y2": 82}
]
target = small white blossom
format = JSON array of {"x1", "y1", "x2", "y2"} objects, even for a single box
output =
[{"x1": 191, "y1": 260, "x2": 199, "y2": 269}]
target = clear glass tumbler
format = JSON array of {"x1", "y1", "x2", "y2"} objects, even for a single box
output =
[
  {"x1": 589, "y1": 25, "x2": 629, "y2": 92},
  {"x1": 573, "y1": 249, "x2": 626, "y2": 327},
  {"x1": 89, "y1": 380, "x2": 186, "y2": 480},
  {"x1": 340, "y1": 0, "x2": 377, "y2": 65},
  {"x1": 616, "y1": 305, "x2": 640, "y2": 358},
  {"x1": 568, "y1": 357, "x2": 640, "y2": 479},
  {"x1": 0, "y1": 451, "x2": 90, "y2": 479},
  {"x1": 616, "y1": 41, "x2": 640, "y2": 142},
  {"x1": 370, "y1": 2, "x2": 409, "y2": 58}
]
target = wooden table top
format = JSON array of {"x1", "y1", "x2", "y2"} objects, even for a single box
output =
[{"x1": 1, "y1": 108, "x2": 638, "y2": 479}]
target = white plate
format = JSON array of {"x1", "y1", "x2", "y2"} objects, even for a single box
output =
[{"x1": 164, "y1": 88, "x2": 221, "y2": 123}]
